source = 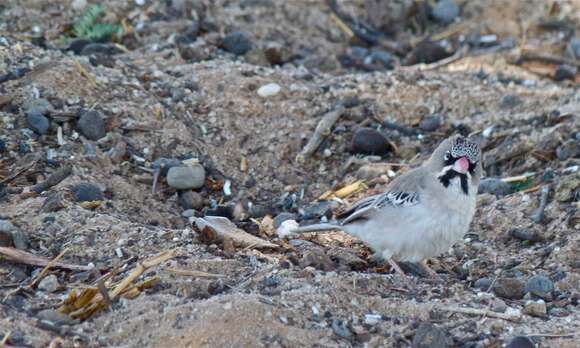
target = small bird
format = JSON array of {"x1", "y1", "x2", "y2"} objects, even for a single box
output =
[{"x1": 292, "y1": 135, "x2": 482, "y2": 276}]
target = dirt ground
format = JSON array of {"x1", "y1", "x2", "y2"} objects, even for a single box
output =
[{"x1": 0, "y1": 1, "x2": 579, "y2": 347}]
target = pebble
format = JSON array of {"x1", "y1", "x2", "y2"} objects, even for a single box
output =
[
  {"x1": 555, "y1": 173, "x2": 579, "y2": 202},
  {"x1": 367, "y1": 50, "x2": 393, "y2": 69},
  {"x1": 553, "y1": 64, "x2": 577, "y2": 81},
  {"x1": 222, "y1": 31, "x2": 253, "y2": 55},
  {"x1": 331, "y1": 319, "x2": 352, "y2": 339},
  {"x1": 522, "y1": 299, "x2": 547, "y2": 318},
  {"x1": 38, "y1": 274, "x2": 60, "y2": 293},
  {"x1": 80, "y1": 43, "x2": 124, "y2": 56},
  {"x1": 431, "y1": 0, "x2": 459, "y2": 24},
  {"x1": 478, "y1": 178, "x2": 511, "y2": 196},
  {"x1": 11, "y1": 230, "x2": 28, "y2": 250},
  {"x1": 166, "y1": 164, "x2": 206, "y2": 190},
  {"x1": 300, "y1": 249, "x2": 334, "y2": 271},
  {"x1": 419, "y1": 114, "x2": 442, "y2": 132},
  {"x1": 509, "y1": 228, "x2": 542, "y2": 242},
  {"x1": 506, "y1": 336, "x2": 535, "y2": 348},
  {"x1": 177, "y1": 190, "x2": 203, "y2": 210},
  {"x1": 257, "y1": 83, "x2": 281, "y2": 98},
  {"x1": 351, "y1": 127, "x2": 390, "y2": 155},
  {"x1": 203, "y1": 204, "x2": 234, "y2": 219},
  {"x1": 555, "y1": 139, "x2": 580, "y2": 160},
  {"x1": 412, "y1": 322, "x2": 452, "y2": 348},
  {"x1": 300, "y1": 201, "x2": 334, "y2": 220},
  {"x1": 273, "y1": 212, "x2": 296, "y2": 229},
  {"x1": 493, "y1": 277, "x2": 525, "y2": 299},
  {"x1": 524, "y1": 275, "x2": 554, "y2": 298},
  {"x1": 262, "y1": 275, "x2": 280, "y2": 287},
  {"x1": 37, "y1": 309, "x2": 76, "y2": 326},
  {"x1": 24, "y1": 98, "x2": 54, "y2": 116},
  {"x1": 276, "y1": 219, "x2": 299, "y2": 238},
  {"x1": 473, "y1": 277, "x2": 492, "y2": 290},
  {"x1": 499, "y1": 95, "x2": 522, "y2": 109},
  {"x1": 77, "y1": 110, "x2": 106, "y2": 140},
  {"x1": 181, "y1": 209, "x2": 196, "y2": 218},
  {"x1": 71, "y1": 182, "x2": 104, "y2": 202},
  {"x1": 26, "y1": 111, "x2": 50, "y2": 135}
]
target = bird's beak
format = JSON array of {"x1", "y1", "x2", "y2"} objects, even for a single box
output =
[{"x1": 453, "y1": 157, "x2": 469, "y2": 174}]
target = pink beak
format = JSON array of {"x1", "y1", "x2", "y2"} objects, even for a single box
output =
[{"x1": 453, "y1": 157, "x2": 469, "y2": 174}]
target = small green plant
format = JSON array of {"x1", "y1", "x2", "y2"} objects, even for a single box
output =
[{"x1": 72, "y1": 5, "x2": 122, "y2": 41}]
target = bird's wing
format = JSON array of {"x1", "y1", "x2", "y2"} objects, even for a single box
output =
[{"x1": 339, "y1": 168, "x2": 424, "y2": 225}]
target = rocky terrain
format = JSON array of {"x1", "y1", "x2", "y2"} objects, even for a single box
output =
[{"x1": 0, "y1": 1, "x2": 579, "y2": 347}]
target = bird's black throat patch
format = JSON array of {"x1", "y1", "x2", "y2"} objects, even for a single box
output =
[{"x1": 438, "y1": 169, "x2": 469, "y2": 195}]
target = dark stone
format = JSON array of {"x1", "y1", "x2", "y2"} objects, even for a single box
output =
[
  {"x1": 473, "y1": 277, "x2": 492, "y2": 290},
  {"x1": 175, "y1": 21, "x2": 200, "y2": 45},
  {"x1": 406, "y1": 41, "x2": 451, "y2": 65},
  {"x1": 300, "y1": 201, "x2": 333, "y2": 220},
  {"x1": 0, "y1": 138, "x2": 5, "y2": 153},
  {"x1": 80, "y1": 43, "x2": 124, "y2": 56},
  {"x1": 556, "y1": 139, "x2": 580, "y2": 160},
  {"x1": 509, "y1": 228, "x2": 542, "y2": 242},
  {"x1": 419, "y1": 115, "x2": 442, "y2": 132},
  {"x1": 0, "y1": 67, "x2": 28, "y2": 84},
  {"x1": 203, "y1": 205, "x2": 234, "y2": 219},
  {"x1": 499, "y1": 94, "x2": 522, "y2": 109},
  {"x1": 77, "y1": 110, "x2": 106, "y2": 140},
  {"x1": 412, "y1": 322, "x2": 453, "y2": 348},
  {"x1": 71, "y1": 182, "x2": 104, "y2": 202},
  {"x1": 262, "y1": 275, "x2": 280, "y2": 287},
  {"x1": 524, "y1": 275, "x2": 554, "y2": 299},
  {"x1": 89, "y1": 54, "x2": 116, "y2": 68},
  {"x1": 26, "y1": 111, "x2": 50, "y2": 135},
  {"x1": 11, "y1": 230, "x2": 28, "y2": 250},
  {"x1": 331, "y1": 319, "x2": 352, "y2": 339},
  {"x1": 554, "y1": 64, "x2": 577, "y2": 81},
  {"x1": 478, "y1": 178, "x2": 511, "y2": 196},
  {"x1": 221, "y1": 31, "x2": 253, "y2": 55},
  {"x1": 506, "y1": 336, "x2": 535, "y2": 348},
  {"x1": 493, "y1": 277, "x2": 525, "y2": 300},
  {"x1": 24, "y1": 98, "x2": 54, "y2": 116},
  {"x1": 273, "y1": 212, "x2": 296, "y2": 229},
  {"x1": 67, "y1": 39, "x2": 93, "y2": 55},
  {"x1": 300, "y1": 249, "x2": 334, "y2": 271},
  {"x1": 177, "y1": 190, "x2": 203, "y2": 210},
  {"x1": 431, "y1": 0, "x2": 459, "y2": 24},
  {"x1": 367, "y1": 50, "x2": 393, "y2": 69},
  {"x1": 352, "y1": 127, "x2": 390, "y2": 155}
]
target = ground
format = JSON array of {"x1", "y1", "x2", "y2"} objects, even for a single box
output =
[{"x1": 0, "y1": 1, "x2": 579, "y2": 347}]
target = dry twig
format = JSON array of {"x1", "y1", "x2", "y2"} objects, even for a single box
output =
[
  {"x1": 28, "y1": 247, "x2": 69, "y2": 289},
  {"x1": 164, "y1": 268, "x2": 225, "y2": 278},
  {"x1": 0, "y1": 247, "x2": 92, "y2": 271},
  {"x1": 297, "y1": 107, "x2": 344, "y2": 163},
  {"x1": 440, "y1": 305, "x2": 521, "y2": 321}
]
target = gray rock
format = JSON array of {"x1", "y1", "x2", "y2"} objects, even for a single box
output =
[
  {"x1": 554, "y1": 64, "x2": 577, "y2": 81},
  {"x1": 11, "y1": 230, "x2": 28, "y2": 250},
  {"x1": 167, "y1": 165, "x2": 206, "y2": 190},
  {"x1": 331, "y1": 319, "x2": 352, "y2": 339},
  {"x1": 367, "y1": 50, "x2": 393, "y2": 69},
  {"x1": 273, "y1": 212, "x2": 296, "y2": 229},
  {"x1": 37, "y1": 309, "x2": 77, "y2": 326},
  {"x1": 419, "y1": 115, "x2": 442, "y2": 132},
  {"x1": 524, "y1": 275, "x2": 554, "y2": 298},
  {"x1": 431, "y1": 0, "x2": 459, "y2": 24},
  {"x1": 509, "y1": 228, "x2": 542, "y2": 242},
  {"x1": 222, "y1": 31, "x2": 253, "y2": 55},
  {"x1": 473, "y1": 277, "x2": 492, "y2": 290},
  {"x1": 493, "y1": 277, "x2": 525, "y2": 300},
  {"x1": 499, "y1": 95, "x2": 522, "y2": 109},
  {"x1": 506, "y1": 336, "x2": 535, "y2": 348},
  {"x1": 177, "y1": 190, "x2": 203, "y2": 210},
  {"x1": 26, "y1": 111, "x2": 50, "y2": 135},
  {"x1": 77, "y1": 110, "x2": 106, "y2": 140},
  {"x1": 478, "y1": 178, "x2": 511, "y2": 196},
  {"x1": 412, "y1": 322, "x2": 452, "y2": 348},
  {"x1": 300, "y1": 201, "x2": 335, "y2": 220},
  {"x1": 24, "y1": 98, "x2": 54, "y2": 116},
  {"x1": 38, "y1": 274, "x2": 60, "y2": 293},
  {"x1": 352, "y1": 127, "x2": 390, "y2": 155},
  {"x1": 556, "y1": 139, "x2": 580, "y2": 161},
  {"x1": 522, "y1": 300, "x2": 547, "y2": 318},
  {"x1": 71, "y1": 182, "x2": 104, "y2": 202}
]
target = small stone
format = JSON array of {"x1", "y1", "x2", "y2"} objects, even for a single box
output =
[
  {"x1": 37, "y1": 309, "x2": 76, "y2": 326},
  {"x1": 506, "y1": 336, "x2": 535, "y2": 348},
  {"x1": 181, "y1": 209, "x2": 196, "y2": 218},
  {"x1": 300, "y1": 249, "x2": 334, "y2": 271},
  {"x1": 364, "y1": 314, "x2": 382, "y2": 326},
  {"x1": 431, "y1": 0, "x2": 459, "y2": 24},
  {"x1": 493, "y1": 277, "x2": 525, "y2": 300},
  {"x1": 26, "y1": 112, "x2": 50, "y2": 135},
  {"x1": 167, "y1": 165, "x2": 206, "y2": 190},
  {"x1": 412, "y1": 322, "x2": 452, "y2": 348},
  {"x1": 276, "y1": 219, "x2": 299, "y2": 238},
  {"x1": 328, "y1": 248, "x2": 368, "y2": 271},
  {"x1": 554, "y1": 64, "x2": 577, "y2": 81},
  {"x1": 555, "y1": 139, "x2": 580, "y2": 161},
  {"x1": 24, "y1": 98, "x2": 54, "y2": 116},
  {"x1": 203, "y1": 205, "x2": 234, "y2": 219},
  {"x1": 300, "y1": 201, "x2": 334, "y2": 220},
  {"x1": 262, "y1": 275, "x2": 280, "y2": 287},
  {"x1": 473, "y1": 277, "x2": 492, "y2": 290},
  {"x1": 177, "y1": 190, "x2": 203, "y2": 210},
  {"x1": 11, "y1": 230, "x2": 28, "y2": 250},
  {"x1": 419, "y1": 114, "x2": 442, "y2": 132},
  {"x1": 264, "y1": 43, "x2": 292, "y2": 65},
  {"x1": 524, "y1": 275, "x2": 554, "y2": 299},
  {"x1": 499, "y1": 95, "x2": 522, "y2": 109},
  {"x1": 509, "y1": 228, "x2": 542, "y2": 242},
  {"x1": 522, "y1": 300, "x2": 547, "y2": 318},
  {"x1": 257, "y1": 83, "x2": 281, "y2": 98},
  {"x1": 273, "y1": 212, "x2": 296, "y2": 229},
  {"x1": 491, "y1": 299, "x2": 508, "y2": 313},
  {"x1": 38, "y1": 274, "x2": 60, "y2": 293},
  {"x1": 367, "y1": 50, "x2": 393, "y2": 69},
  {"x1": 478, "y1": 178, "x2": 511, "y2": 196},
  {"x1": 77, "y1": 110, "x2": 106, "y2": 140},
  {"x1": 331, "y1": 319, "x2": 352, "y2": 339},
  {"x1": 80, "y1": 43, "x2": 123, "y2": 56},
  {"x1": 351, "y1": 127, "x2": 390, "y2": 155},
  {"x1": 221, "y1": 31, "x2": 253, "y2": 55},
  {"x1": 555, "y1": 173, "x2": 580, "y2": 202},
  {"x1": 71, "y1": 182, "x2": 104, "y2": 202}
]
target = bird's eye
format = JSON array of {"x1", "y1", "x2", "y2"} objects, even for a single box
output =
[{"x1": 444, "y1": 152, "x2": 450, "y2": 160}]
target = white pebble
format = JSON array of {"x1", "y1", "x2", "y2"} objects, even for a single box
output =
[
  {"x1": 257, "y1": 83, "x2": 281, "y2": 98},
  {"x1": 276, "y1": 219, "x2": 299, "y2": 238}
]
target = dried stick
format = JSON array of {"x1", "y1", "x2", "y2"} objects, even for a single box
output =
[
  {"x1": 31, "y1": 166, "x2": 72, "y2": 194},
  {"x1": 440, "y1": 306, "x2": 521, "y2": 321},
  {"x1": 28, "y1": 247, "x2": 69, "y2": 289},
  {"x1": 164, "y1": 268, "x2": 225, "y2": 278},
  {"x1": 0, "y1": 246, "x2": 92, "y2": 271},
  {"x1": 531, "y1": 185, "x2": 550, "y2": 223},
  {"x1": 296, "y1": 107, "x2": 344, "y2": 163}
]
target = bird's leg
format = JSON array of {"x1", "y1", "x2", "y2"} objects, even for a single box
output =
[
  {"x1": 419, "y1": 259, "x2": 439, "y2": 278},
  {"x1": 388, "y1": 258, "x2": 407, "y2": 277}
]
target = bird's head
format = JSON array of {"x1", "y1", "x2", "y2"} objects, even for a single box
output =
[{"x1": 428, "y1": 135, "x2": 482, "y2": 195}]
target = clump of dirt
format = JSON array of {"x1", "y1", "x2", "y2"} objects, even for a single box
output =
[{"x1": 1, "y1": 1, "x2": 579, "y2": 347}]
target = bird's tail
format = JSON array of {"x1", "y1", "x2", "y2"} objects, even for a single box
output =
[{"x1": 291, "y1": 223, "x2": 343, "y2": 234}]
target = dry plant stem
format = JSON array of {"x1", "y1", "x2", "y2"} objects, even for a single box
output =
[
  {"x1": 1, "y1": 331, "x2": 10, "y2": 345},
  {"x1": 400, "y1": 46, "x2": 469, "y2": 72},
  {"x1": 527, "y1": 332, "x2": 579, "y2": 338},
  {"x1": 519, "y1": 51, "x2": 580, "y2": 68},
  {"x1": 441, "y1": 306, "x2": 521, "y2": 321},
  {"x1": 31, "y1": 166, "x2": 72, "y2": 194},
  {"x1": 531, "y1": 185, "x2": 550, "y2": 223},
  {"x1": 388, "y1": 258, "x2": 406, "y2": 277},
  {"x1": 0, "y1": 161, "x2": 37, "y2": 185},
  {"x1": 164, "y1": 268, "x2": 225, "y2": 278},
  {"x1": 0, "y1": 247, "x2": 92, "y2": 271},
  {"x1": 297, "y1": 107, "x2": 344, "y2": 162},
  {"x1": 28, "y1": 247, "x2": 69, "y2": 289}
]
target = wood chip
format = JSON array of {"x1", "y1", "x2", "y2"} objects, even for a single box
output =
[
  {"x1": 193, "y1": 216, "x2": 278, "y2": 250},
  {"x1": 0, "y1": 247, "x2": 93, "y2": 271}
]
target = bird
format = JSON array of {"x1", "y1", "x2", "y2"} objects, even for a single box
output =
[{"x1": 291, "y1": 135, "x2": 482, "y2": 277}]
